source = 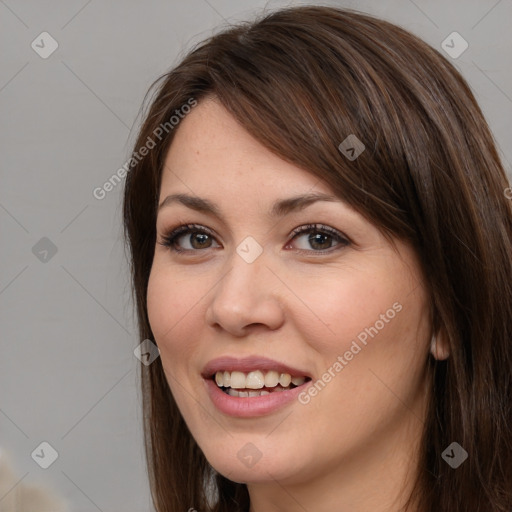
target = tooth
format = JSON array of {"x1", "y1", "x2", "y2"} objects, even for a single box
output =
[
  {"x1": 230, "y1": 371, "x2": 246, "y2": 389},
  {"x1": 279, "y1": 373, "x2": 292, "y2": 387},
  {"x1": 246, "y1": 370, "x2": 265, "y2": 389},
  {"x1": 228, "y1": 388, "x2": 239, "y2": 397},
  {"x1": 248, "y1": 391, "x2": 260, "y2": 397},
  {"x1": 217, "y1": 369, "x2": 304, "y2": 390},
  {"x1": 291, "y1": 376, "x2": 305, "y2": 386},
  {"x1": 273, "y1": 386, "x2": 284, "y2": 392},
  {"x1": 238, "y1": 391, "x2": 249, "y2": 398},
  {"x1": 260, "y1": 390, "x2": 270, "y2": 396},
  {"x1": 264, "y1": 370, "x2": 279, "y2": 387}
]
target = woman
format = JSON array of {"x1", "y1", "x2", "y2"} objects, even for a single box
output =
[{"x1": 123, "y1": 5, "x2": 512, "y2": 511}]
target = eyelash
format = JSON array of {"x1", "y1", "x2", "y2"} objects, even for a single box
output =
[{"x1": 158, "y1": 223, "x2": 350, "y2": 255}]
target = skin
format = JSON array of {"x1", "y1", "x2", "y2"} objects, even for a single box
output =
[{"x1": 147, "y1": 97, "x2": 447, "y2": 511}]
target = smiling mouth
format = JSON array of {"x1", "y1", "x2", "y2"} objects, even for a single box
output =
[{"x1": 211, "y1": 370, "x2": 311, "y2": 397}]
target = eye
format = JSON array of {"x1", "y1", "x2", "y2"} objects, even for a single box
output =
[
  {"x1": 158, "y1": 223, "x2": 350, "y2": 254},
  {"x1": 285, "y1": 224, "x2": 349, "y2": 253},
  {"x1": 158, "y1": 224, "x2": 220, "y2": 253}
]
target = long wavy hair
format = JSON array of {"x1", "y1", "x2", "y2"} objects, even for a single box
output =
[{"x1": 123, "y1": 6, "x2": 512, "y2": 511}]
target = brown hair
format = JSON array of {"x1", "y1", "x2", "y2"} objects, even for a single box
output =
[{"x1": 123, "y1": 5, "x2": 512, "y2": 511}]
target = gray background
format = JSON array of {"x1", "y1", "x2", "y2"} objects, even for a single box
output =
[{"x1": 1, "y1": 0, "x2": 511, "y2": 511}]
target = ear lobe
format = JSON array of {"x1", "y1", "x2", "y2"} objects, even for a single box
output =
[{"x1": 430, "y1": 331, "x2": 450, "y2": 360}]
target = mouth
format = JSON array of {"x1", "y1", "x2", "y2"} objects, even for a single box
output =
[
  {"x1": 210, "y1": 370, "x2": 311, "y2": 397},
  {"x1": 201, "y1": 356, "x2": 313, "y2": 416}
]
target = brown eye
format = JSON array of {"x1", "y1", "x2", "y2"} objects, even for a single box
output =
[
  {"x1": 187, "y1": 232, "x2": 213, "y2": 249},
  {"x1": 159, "y1": 224, "x2": 221, "y2": 252},
  {"x1": 287, "y1": 224, "x2": 350, "y2": 253}
]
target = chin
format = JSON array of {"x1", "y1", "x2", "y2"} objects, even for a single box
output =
[
  {"x1": 200, "y1": 438, "x2": 309, "y2": 485},
  {"x1": 210, "y1": 458, "x2": 290, "y2": 485}
]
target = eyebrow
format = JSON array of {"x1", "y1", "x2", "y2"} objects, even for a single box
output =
[{"x1": 157, "y1": 192, "x2": 344, "y2": 220}]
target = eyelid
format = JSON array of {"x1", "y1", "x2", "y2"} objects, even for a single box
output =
[{"x1": 289, "y1": 223, "x2": 348, "y2": 241}]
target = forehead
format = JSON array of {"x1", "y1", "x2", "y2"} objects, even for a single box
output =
[{"x1": 160, "y1": 98, "x2": 326, "y2": 198}]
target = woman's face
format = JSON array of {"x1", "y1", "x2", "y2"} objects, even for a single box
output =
[{"x1": 147, "y1": 97, "x2": 432, "y2": 500}]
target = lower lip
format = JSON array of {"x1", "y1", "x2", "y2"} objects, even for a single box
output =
[{"x1": 204, "y1": 378, "x2": 310, "y2": 418}]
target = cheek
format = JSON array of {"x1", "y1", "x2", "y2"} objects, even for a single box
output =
[
  {"x1": 147, "y1": 258, "x2": 202, "y2": 334},
  {"x1": 146, "y1": 264, "x2": 208, "y2": 416},
  {"x1": 305, "y1": 280, "x2": 428, "y2": 420},
  {"x1": 146, "y1": 264, "x2": 204, "y2": 363},
  {"x1": 291, "y1": 266, "x2": 401, "y2": 361},
  {"x1": 293, "y1": 263, "x2": 428, "y2": 413}
]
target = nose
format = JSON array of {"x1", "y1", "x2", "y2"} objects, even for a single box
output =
[{"x1": 205, "y1": 247, "x2": 285, "y2": 337}]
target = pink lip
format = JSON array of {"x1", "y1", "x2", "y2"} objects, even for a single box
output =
[
  {"x1": 203, "y1": 378, "x2": 310, "y2": 418},
  {"x1": 201, "y1": 355, "x2": 312, "y2": 418},
  {"x1": 201, "y1": 355, "x2": 311, "y2": 379}
]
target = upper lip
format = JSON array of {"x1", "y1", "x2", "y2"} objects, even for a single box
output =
[{"x1": 201, "y1": 356, "x2": 312, "y2": 379}]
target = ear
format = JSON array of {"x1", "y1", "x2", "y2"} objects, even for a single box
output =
[{"x1": 430, "y1": 328, "x2": 450, "y2": 360}]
